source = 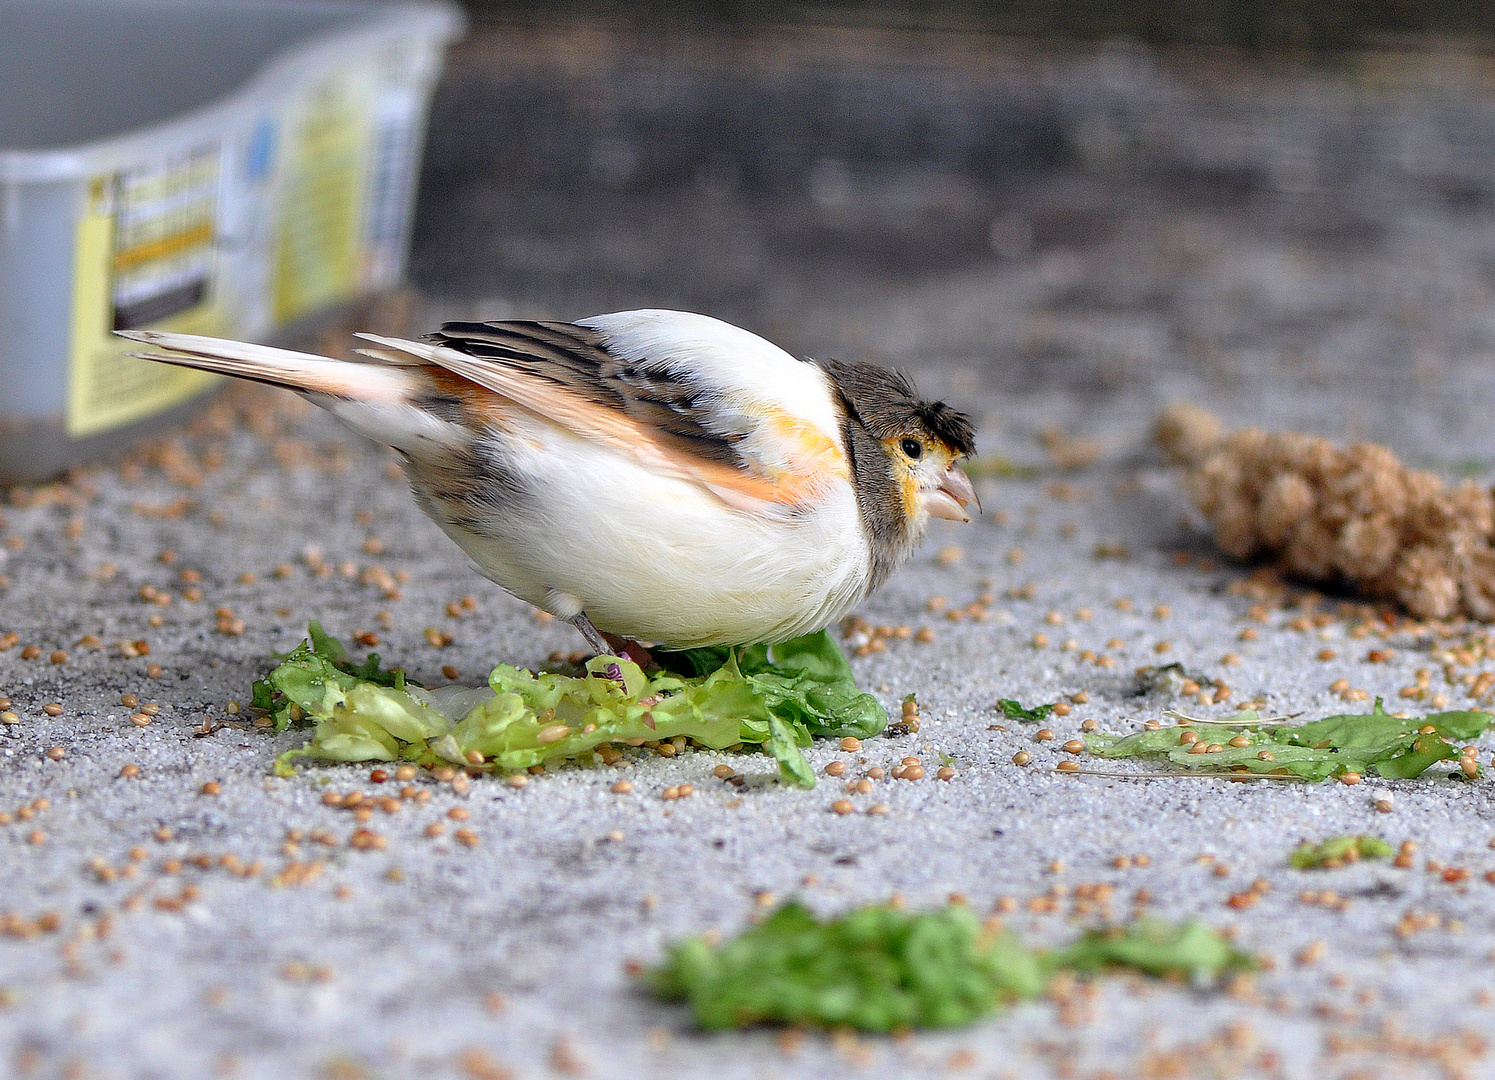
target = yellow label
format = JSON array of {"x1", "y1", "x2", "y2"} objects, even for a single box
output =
[
  {"x1": 67, "y1": 154, "x2": 225, "y2": 438},
  {"x1": 272, "y1": 75, "x2": 371, "y2": 324}
]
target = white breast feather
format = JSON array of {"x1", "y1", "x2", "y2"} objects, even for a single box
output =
[{"x1": 415, "y1": 407, "x2": 872, "y2": 648}]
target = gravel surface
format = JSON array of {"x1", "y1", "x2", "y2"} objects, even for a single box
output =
[{"x1": 8, "y1": 27, "x2": 1495, "y2": 1080}]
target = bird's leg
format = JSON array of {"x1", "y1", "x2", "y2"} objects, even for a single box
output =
[{"x1": 570, "y1": 612, "x2": 612, "y2": 656}]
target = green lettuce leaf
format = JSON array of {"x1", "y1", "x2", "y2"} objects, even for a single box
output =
[
  {"x1": 260, "y1": 626, "x2": 885, "y2": 786},
  {"x1": 1084, "y1": 699, "x2": 1488, "y2": 781},
  {"x1": 1289, "y1": 835, "x2": 1394, "y2": 869},
  {"x1": 998, "y1": 698, "x2": 1054, "y2": 723},
  {"x1": 1053, "y1": 919, "x2": 1252, "y2": 981},
  {"x1": 649, "y1": 902, "x2": 1046, "y2": 1031},
  {"x1": 649, "y1": 904, "x2": 1248, "y2": 1031}
]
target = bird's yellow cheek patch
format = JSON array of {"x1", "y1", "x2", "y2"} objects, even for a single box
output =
[{"x1": 879, "y1": 438, "x2": 924, "y2": 523}]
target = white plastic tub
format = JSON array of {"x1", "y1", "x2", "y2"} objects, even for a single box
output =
[{"x1": 0, "y1": 0, "x2": 464, "y2": 482}]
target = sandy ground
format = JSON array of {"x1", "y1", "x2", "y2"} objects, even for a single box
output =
[{"x1": 9, "y1": 27, "x2": 1495, "y2": 1080}]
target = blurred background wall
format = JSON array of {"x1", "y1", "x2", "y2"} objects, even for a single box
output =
[{"x1": 408, "y1": 1, "x2": 1495, "y2": 460}]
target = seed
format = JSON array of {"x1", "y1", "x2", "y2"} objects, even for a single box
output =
[
  {"x1": 832, "y1": 800, "x2": 854, "y2": 815},
  {"x1": 117, "y1": 764, "x2": 139, "y2": 779},
  {"x1": 448, "y1": 807, "x2": 469, "y2": 821},
  {"x1": 853, "y1": 779, "x2": 874, "y2": 794},
  {"x1": 867, "y1": 804, "x2": 889, "y2": 815},
  {"x1": 1180, "y1": 731, "x2": 1199, "y2": 745},
  {"x1": 536, "y1": 723, "x2": 571, "y2": 744},
  {"x1": 1056, "y1": 761, "x2": 1080, "y2": 772},
  {"x1": 1012, "y1": 751, "x2": 1031, "y2": 766},
  {"x1": 1188, "y1": 742, "x2": 1209, "y2": 755},
  {"x1": 506, "y1": 774, "x2": 528, "y2": 789},
  {"x1": 1228, "y1": 735, "x2": 1251, "y2": 748},
  {"x1": 201, "y1": 781, "x2": 221, "y2": 796},
  {"x1": 455, "y1": 828, "x2": 479, "y2": 848},
  {"x1": 1154, "y1": 641, "x2": 1172, "y2": 654},
  {"x1": 394, "y1": 765, "x2": 417, "y2": 782},
  {"x1": 936, "y1": 766, "x2": 955, "y2": 781},
  {"x1": 1338, "y1": 773, "x2": 1361, "y2": 786},
  {"x1": 712, "y1": 765, "x2": 734, "y2": 779},
  {"x1": 840, "y1": 737, "x2": 861, "y2": 752},
  {"x1": 1052, "y1": 702, "x2": 1072, "y2": 716},
  {"x1": 825, "y1": 761, "x2": 846, "y2": 777},
  {"x1": 21, "y1": 645, "x2": 41, "y2": 660},
  {"x1": 1062, "y1": 740, "x2": 1084, "y2": 754},
  {"x1": 1031, "y1": 633, "x2": 1049, "y2": 648},
  {"x1": 914, "y1": 627, "x2": 935, "y2": 643},
  {"x1": 45, "y1": 747, "x2": 65, "y2": 761},
  {"x1": 425, "y1": 822, "x2": 445, "y2": 837},
  {"x1": 1044, "y1": 611, "x2": 1063, "y2": 625},
  {"x1": 902, "y1": 765, "x2": 924, "y2": 780},
  {"x1": 49, "y1": 650, "x2": 67, "y2": 665},
  {"x1": 1330, "y1": 679, "x2": 1350, "y2": 694},
  {"x1": 1035, "y1": 729, "x2": 1054, "y2": 741},
  {"x1": 1374, "y1": 795, "x2": 1395, "y2": 813},
  {"x1": 0, "y1": 711, "x2": 16, "y2": 725},
  {"x1": 1080, "y1": 719, "x2": 1098, "y2": 732},
  {"x1": 1257, "y1": 750, "x2": 1275, "y2": 761},
  {"x1": 41, "y1": 703, "x2": 62, "y2": 717}
]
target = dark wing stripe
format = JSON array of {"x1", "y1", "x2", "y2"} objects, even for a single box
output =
[{"x1": 428, "y1": 320, "x2": 745, "y2": 467}]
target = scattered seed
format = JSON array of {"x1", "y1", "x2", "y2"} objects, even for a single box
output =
[
  {"x1": 832, "y1": 800, "x2": 854, "y2": 815},
  {"x1": 201, "y1": 781, "x2": 221, "y2": 796},
  {"x1": 1012, "y1": 751, "x2": 1031, "y2": 766},
  {"x1": 839, "y1": 737, "x2": 861, "y2": 752}
]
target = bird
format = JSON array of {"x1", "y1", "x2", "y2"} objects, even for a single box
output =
[{"x1": 118, "y1": 309, "x2": 977, "y2": 653}]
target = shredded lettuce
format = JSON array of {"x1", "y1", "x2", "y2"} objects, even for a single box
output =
[
  {"x1": 649, "y1": 904, "x2": 1250, "y2": 1031},
  {"x1": 260, "y1": 625, "x2": 885, "y2": 786},
  {"x1": 997, "y1": 698, "x2": 1054, "y2": 723},
  {"x1": 1289, "y1": 835, "x2": 1394, "y2": 869},
  {"x1": 1084, "y1": 699, "x2": 1488, "y2": 782}
]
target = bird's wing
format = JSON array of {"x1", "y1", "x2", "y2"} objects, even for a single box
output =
[{"x1": 357, "y1": 320, "x2": 850, "y2": 513}]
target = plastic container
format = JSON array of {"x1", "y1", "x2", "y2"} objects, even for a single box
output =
[{"x1": 0, "y1": 0, "x2": 464, "y2": 483}]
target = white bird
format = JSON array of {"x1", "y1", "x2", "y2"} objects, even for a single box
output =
[{"x1": 119, "y1": 309, "x2": 976, "y2": 652}]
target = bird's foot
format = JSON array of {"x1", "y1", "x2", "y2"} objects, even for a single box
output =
[
  {"x1": 569, "y1": 612, "x2": 656, "y2": 669},
  {"x1": 570, "y1": 612, "x2": 611, "y2": 655}
]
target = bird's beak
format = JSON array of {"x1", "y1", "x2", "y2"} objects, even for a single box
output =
[{"x1": 925, "y1": 463, "x2": 979, "y2": 523}]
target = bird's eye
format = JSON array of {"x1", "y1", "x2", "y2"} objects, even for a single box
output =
[{"x1": 900, "y1": 437, "x2": 923, "y2": 460}]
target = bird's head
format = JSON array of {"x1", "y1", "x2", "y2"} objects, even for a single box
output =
[{"x1": 818, "y1": 359, "x2": 978, "y2": 576}]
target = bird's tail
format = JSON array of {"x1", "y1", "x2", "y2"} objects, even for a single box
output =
[{"x1": 116, "y1": 329, "x2": 417, "y2": 405}]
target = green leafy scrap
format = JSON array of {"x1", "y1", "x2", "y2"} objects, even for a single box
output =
[
  {"x1": 1055, "y1": 920, "x2": 1252, "y2": 982},
  {"x1": 649, "y1": 904, "x2": 1249, "y2": 1032},
  {"x1": 998, "y1": 698, "x2": 1054, "y2": 723},
  {"x1": 649, "y1": 902, "x2": 1045, "y2": 1031},
  {"x1": 260, "y1": 625, "x2": 885, "y2": 787},
  {"x1": 1084, "y1": 700, "x2": 1489, "y2": 782},
  {"x1": 1289, "y1": 835, "x2": 1394, "y2": 870}
]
